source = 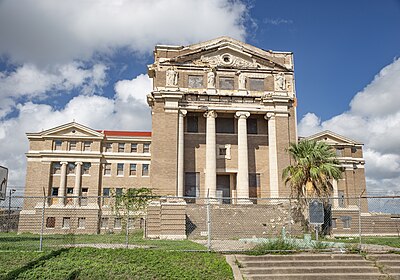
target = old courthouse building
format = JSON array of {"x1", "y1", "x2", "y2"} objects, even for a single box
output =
[{"x1": 18, "y1": 37, "x2": 367, "y2": 233}]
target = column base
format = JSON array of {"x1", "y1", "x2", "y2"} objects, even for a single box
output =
[{"x1": 236, "y1": 198, "x2": 253, "y2": 205}]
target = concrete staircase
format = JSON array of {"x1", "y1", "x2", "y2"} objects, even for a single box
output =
[
  {"x1": 235, "y1": 253, "x2": 385, "y2": 280},
  {"x1": 368, "y1": 254, "x2": 400, "y2": 279}
]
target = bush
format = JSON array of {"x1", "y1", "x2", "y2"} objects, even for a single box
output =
[{"x1": 249, "y1": 238, "x2": 300, "y2": 255}]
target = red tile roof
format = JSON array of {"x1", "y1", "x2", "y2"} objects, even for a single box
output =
[{"x1": 97, "y1": 130, "x2": 151, "y2": 137}]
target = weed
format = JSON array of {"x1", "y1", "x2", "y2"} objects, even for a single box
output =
[{"x1": 248, "y1": 238, "x2": 300, "y2": 255}]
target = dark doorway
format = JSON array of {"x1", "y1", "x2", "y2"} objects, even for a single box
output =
[{"x1": 217, "y1": 175, "x2": 230, "y2": 204}]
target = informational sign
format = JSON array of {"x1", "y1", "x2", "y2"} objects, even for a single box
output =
[
  {"x1": 0, "y1": 166, "x2": 8, "y2": 201},
  {"x1": 309, "y1": 199, "x2": 324, "y2": 225}
]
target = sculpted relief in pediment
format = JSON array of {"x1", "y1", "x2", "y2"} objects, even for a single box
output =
[{"x1": 192, "y1": 53, "x2": 264, "y2": 69}]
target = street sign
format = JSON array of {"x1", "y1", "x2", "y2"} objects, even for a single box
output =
[
  {"x1": 309, "y1": 199, "x2": 324, "y2": 224},
  {"x1": 0, "y1": 166, "x2": 8, "y2": 201}
]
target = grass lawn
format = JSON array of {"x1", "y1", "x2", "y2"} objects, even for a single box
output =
[
  {"x1": 2, "y1": 248, "x2": 233, "y2": 280},
  {"x1": 0, "y1": 230, "x2": 206, "y2": 251},
  {"x1": 0, "y1": 251, "x2": 44, "y2": 278},
  {"x1": 328, "y1": 236, "x2": 400, "y2": 248}
]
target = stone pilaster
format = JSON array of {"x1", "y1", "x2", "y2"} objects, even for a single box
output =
[
  {"x1": 59, "y1": 161, "x2": 68, "y2": 205},
  {"x1": 235, "y1": 111, "x2": 251, "y2": 203},
  {"x1": 177, "y1": 109, "x2": 187, "y2": 197},
  {"x1": 204, "y1": 110, "x2": 217, "y2": 199},
  {"x1": 265, "y1": 113, "x2": 279, "y2": 198},
  {"x1": 74, "y1": 162, "x2": 83, "y2": 205}
]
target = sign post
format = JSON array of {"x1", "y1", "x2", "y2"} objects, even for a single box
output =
[
  {"x1": 309, "y1": 199, "x2": 324, "y2": 241},
  {"x1": 0, "y1": 166, "x2": 8, "y2": 201}
]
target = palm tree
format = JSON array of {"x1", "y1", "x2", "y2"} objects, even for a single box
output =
[{"x1": 283, "y1": 140, "x2": 342, "y2": 231}]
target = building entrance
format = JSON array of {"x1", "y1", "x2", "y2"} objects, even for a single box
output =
[{"x1": 217, "y1": 175, "x2": 230, "y2": 204}]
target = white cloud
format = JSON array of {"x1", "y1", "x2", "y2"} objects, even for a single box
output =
[
  {"x1": 298, "y1": 58, "x2": 400, "y2": 194},
  {"x1": 0, "y1": 74, "x2": 151, "y2": 187},
  {"x1": 0, "y1": 62, "x2": 108, "y2": 117},
  {"x1": 0, "y1": 0, "x2": 248, "y2": 65}
]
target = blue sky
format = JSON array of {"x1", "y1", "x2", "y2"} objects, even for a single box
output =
[{"x1": 0, "y1": 0, "x2": 399, "y2": 194}]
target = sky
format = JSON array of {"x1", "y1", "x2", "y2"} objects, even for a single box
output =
[{"x1": 0, "y1": 0, "x2": 399, "y2": 195}]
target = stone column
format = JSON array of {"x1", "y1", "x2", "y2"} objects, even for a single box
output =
[
  {"x1": 236, "y1": 111, "x2": 251, "y2": 203},
  {"x1": 177, "y1": 109, "x2": 187, "y2": 197},
  {"x1": 74, "y1": 162, "x2": 83, "y2": 205},
  {"x1": 204, "y1": 110, "x2": 217, "y2": 199},
  {"x1": 265, "y1": 113, "x2": 279, "y2": 198},
  {"x1": 59, "y1": 161, "x2": 68, "y2": 205},
  {"x1": 332, "y1": 179, "x2": 338, "y2": 208}
]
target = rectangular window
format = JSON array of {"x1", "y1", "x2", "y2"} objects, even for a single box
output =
[
  {"x1": 78, "y1": 217, "x2": 86, "y2": 229},
  {"x1": 129, "y1": 164, "x2": 137, "y2": 176},
  {"x1": 67, "y1": 163, "x2": 75, "y2": 174},
  {"x1": 51, "y1": 187, "x2": 59, "y2": 196},
  {"x1": 83, "y1": 141, "x2": 92, "y2": 151},
  {"x1": 336, "y1": 148, "x2": 344, "y2": 157},
  {"x1": 83, "y1": 163, "x2": 91, "y2": 175},
  {"x1": 62, "y1": 217, "x2": 70, "y2": 229},
  {"x1": 341, "y1": 216, "x2": 352, "y2": 229},
  {"x1": 103, "y1": 188, "x2": 110, "y2": 197},
  {"x1": 186, "y1": 116, "x2": 198, "y2": 133},
  {"x1": 219, "y1": 147, "x2": 227, "y2": 156},
  {"x1": 52, "y1": 162, "x2": 61, "y2": 174},
  {"x1": 101, "y1": 217, "x2": 109, "y2": 229},
  {"x1": 104, "y1": 163, "x2": 111, "y2": 175},
  {"x1": 142, "y1": 164, "x2": 149, "y2": 176},
  {"x1": 116, "y1": 188, "x2": 123, "y2": 196},
  {"x1": 128, "y1": 218, "x2": 135, "y2": 229},
  {"x1": 249, "y1": 78, "x2": 264, "y2": 91},
  {"x1": 247, "y1": 118, "x2": 258, "y2": 134},
  {"x1": 114, "y1": 218, "x2": 122, "y2": 229},
  {"x1": 188, "y1": 75, "x2": 204, "y2": 88},
  {"x1": 69, "y1": 141, "x2": 77, "y2": 151},
  {"x1": 81, "y1": 188, "x2": 88, "y2": 206},
  {"x1": 216, "y1": 118, "x2": 234, "y2": 134},
  {"x1": 105, "y1": 142, "x2": 112, "y2": 152},
  {"x1": 131, "y1": 143, "x2": 138, "y2": 152},
  {"x1": 118, "y1": 143, "x2": 125, "y2": 152},
  {"x1": 143, "y1": 143, "x2": 150, "y2": 153},
  {"x1": 185, "y1": 172, "x2": 199, "y2": 202},
  {"x1": 54, "y1": 140, "x2": 62, "y2": 150},
  {"x1": 117, "y1": 163, "x2": 124, "y2": 176},
  {"x1": 46, "y1": 217, "x2": 56, "y2": 228},
  {"x1": 219, "y1": 77, "x2": 234, "y2": 90},
  {"x1": 351, "y1": 147, "x2": 357, "y2": 154},
  {"x1": 66, "y1": 187, "x2": 74, "y2": 194}
]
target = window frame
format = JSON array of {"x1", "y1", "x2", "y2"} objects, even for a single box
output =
[
  {"x1": 142, "y1": 164, "x2": 150, "y2": 177},
  {"x1": 129, "y1": 163, "x2": 137, "y2": 176},
  {"x1": 117, "y1": 163, "x2": 124, "y2": 176}
]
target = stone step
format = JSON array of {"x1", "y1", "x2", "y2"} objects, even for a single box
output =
[
  {"x1": 241, "y1": 266, "x2": 379, "y2": 275},
  {"x1": 241, "y1": 260, "x2": 371, "y2": 267},
  {"x1": 236, "y1": 253, "x2": 364, "y2": 262},
  {"x1": 242, "y1": 273, "x2": 384, "y2": 280},
  {"x1": 369, "y1": 254, "x2": 400, "y2": 260}
]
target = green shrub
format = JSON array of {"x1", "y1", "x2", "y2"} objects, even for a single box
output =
[{"x1": 249, "y1": 238, "x2": 300, "y2": 255}]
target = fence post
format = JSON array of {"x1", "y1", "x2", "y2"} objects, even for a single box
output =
[
  {"x1": 207, "y1": 193, "x2": 211, "y2": 251},
  {"x1": 358, "y1": 195, "x2": 362, "y2": 250},
  {"x1": 39, "y1": 190, "x2": 46, "y2": 251},
  {"x1": 288, "y1": 198, "x2": 292, "y2": 237},
  {"x1": 125, "y1": 208, "x2": 129, "y2": 249}
]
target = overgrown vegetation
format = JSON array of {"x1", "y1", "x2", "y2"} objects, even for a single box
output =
[
  {"x1": 2, "y1": 248, "x2": 233, "y2": 280},
  {"x1": 0, "y1": 230, "x2": 205, "y2": 251},
  {"x1": 248, "y1": 238, "x2": 300, "y2": 255}
]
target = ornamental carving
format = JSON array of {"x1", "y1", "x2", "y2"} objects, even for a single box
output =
[{"x1": 191, "y1": 54, "x2": 261, "y2": 69}]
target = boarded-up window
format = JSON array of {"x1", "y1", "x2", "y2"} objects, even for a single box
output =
[
  {"x1": 219, "y1": 77, "x2": 234, "y2": 90},
  {"x1": 188, "y1": 75, "x2": 204, "y2": 88},
  {"x1": 249, "y1": 78, "x2": 264, "y2": 91},
  {"x1": 46, "y1": 217, "x2": 56, "y2": 228},
  {"x1": 247, "y1": 118, "x2": 258, "y2": 134},
  {"x1": 216, "y1": 118, "x2": 234, "y2": 134},
  {"x1": 186, "y1": 116, "x2": 198, "y2": 133},
  {"x1": 185, "y1": 172, "x2": 199, "y2": 203}
]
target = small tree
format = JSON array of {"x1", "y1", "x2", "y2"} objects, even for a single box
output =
[
  {"x1": 113, "y1": 187, "x2": 153, "y2": 245},
  {"x1": 282, "y1": 140, "x2": 342, "y2": 230}
]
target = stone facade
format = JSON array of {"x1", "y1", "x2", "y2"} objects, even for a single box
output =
[{"x1": 19, "y1": 37, "x2": 368, "y2": 235}]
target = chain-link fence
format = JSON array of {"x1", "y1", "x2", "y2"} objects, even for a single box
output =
[{"x1": 1, "y1": 194, "x2": 400, "y2": 253}]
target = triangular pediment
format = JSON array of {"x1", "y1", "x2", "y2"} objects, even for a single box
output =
[
  {"x1": 37, "y1": 122, "x2": 104, "y2": 139},
  {"x1": 159, "y1": 37, "x2": 292, "y2": 71},
  {"x1": 305, "y1": 130, "x2": 362, "y2": 145}
]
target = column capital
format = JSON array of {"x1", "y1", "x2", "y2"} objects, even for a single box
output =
[
  {"x1": 203, "y1": 110, "x2": 217, "y2": 119},
  {"x1": 75, "y1": 162, "x2": 83, "y2": 166},
  {"x1": 235, "y1": 111, "x2": 250, "y2": 119},
  {"x1": 179, "y1": 109, "x2": 187, "y2": 117},
  {"x1": 264, "y1": 112, "x2": 275, "y2": 120},
  {"x1": 60, "y1": 161, "x2": 68, "y2": 165}
]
